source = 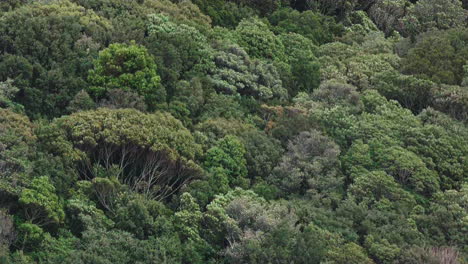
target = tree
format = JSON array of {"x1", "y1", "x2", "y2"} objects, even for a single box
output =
[
  {"x1": 67, "y1": 90, "x2": 96, "y2": 113},
  {"x1": 235, "y1": 18, "x2": 286, "y2": 61},
  {"x1": 0, "y1": 210, "x2": 16, "y2": 250},
  {"x1": 368, "y1": 0, "x2": 410, "y2": 36},
  {"x1": 462, "y1": 64, "x2": 468, "y2": 87},
  {"x1": 238, "y1": 130, "x2": 283, "y2": 180},
  {"x1": 411, "y1": 110, "x2": 468, "y2": 190},
  {"x1": 191, "y1": 0, "x2": 257, "y2": 28},
  {"x1": 91, "y1": 173, "x2": 122, "y2": 215},
  {"x1": 145, "y1": 14, "x2": 214, "y2": 91},
  {"x1": 204, "y1": 188, "x2": 297, "y2": 261},
  {"x1": 318, "y1": 33, "x2": 400, "y2": 89},
  {"x1": 0, "y1": 79, "x2": 24, "y2": 112},
  {"x1": 0, "y1": 0, "x2": 28, "y2": 11},
  {"x1": 232, "y1": 0, "x2": 280, "y2": 16},
  {"x1": 0, "y1": 109, "x2": 36, "y2": 198},
  {"x1": 364, "y1": 235, "x2": 401, "y2": 264},
  {"x1": 431, "y1": 84, "x2": 468, "y2": 121},
  {"x1": 198, "y1": 93, "x2": 250, "y2": 122},
  {"x1": 98, "y1": 88, "x2": 147, "y2": 112},
  {"x1": 373, "y1": 145, "x2": 440, "y2": 195},
  {"x1": 15, "y1": 222, "x2": 48, "y2": 253},
  {"x1": 269, "y1": 8, "x2": 344, "y2": 45},
  {"x1": 292, "y1": 0, "x2": 361, "y2": 19},
  {"x1": 175, "y1": 193, "x2": 211, "y2": 264},
  {"x1": 311, "y1": 81, "x2": 361, "y2": 109},
  {"x1": 326, "y1": 242, "x2": 375, "y2": 264},
  {"x1": 400, "y1": 0, "x2": 467, "y2": 37},
  {"x1": 210, "y1": 44, "x2": 287, "y2": 101},
  {"x1": 204, "y1": 136, "x2": 249, "y2": 188},
  {"x1": 397, "y1": 247, "x2": 461, "y2": 264},
  {"x1": 65, "y1": 228, "x2": 178, "y2": 264},
  {"x1": 170, "y1": 78, "x2": 207, "y2": 121},
  {"x1": 371, "y1": 70, "x2": 435, "y2": 113},
  {"x1": 72, "y1": 0, "x2": 211, "y2": 43},
  {"x1": 279, "y1": 33, "x2": 321, "y2": 95},
  {"x1": 349, "y1": 171, "x2": 415, "y2": 208},
  {"x1": 2, "y1": 0, "x2": 468, "y2": 262},
  {"x1": 415, "y1": 184, "x2": 468, "y2": 247},
  {"x1": 187, "y1": 167, "x2": 230, "y2": 207},
  {"x1": 194, "y1": 118, "x2": 255, "y2": 148},
  {"x1": 268, "y1": 130, "x2": 343, "y2": 204},
  {"x1": 87, "y1": 43, "x2": 165, "y2": 109},
  {"x1": 19, "y1": 176, "x2": 65, "y2": 226},
  {"x1": 401, "y1": 28, "x2": 468, "y2": 85},
  {"x1": 0, "y1": 0, "x2": 110, "y2": 117},
  {"x1": 41, "y1": 108, "x2": 202, "y2": 201},
  {"x1": 114, "y1": 194, "x2": 168, "y2": 240},
  {"x1": 65, "y1": 182, "x2": 113, "y2": 235}
]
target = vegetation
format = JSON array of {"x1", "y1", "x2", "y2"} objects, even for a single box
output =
[{"x1": 0, "y1": 0, "x2": 467, "y2": 263}]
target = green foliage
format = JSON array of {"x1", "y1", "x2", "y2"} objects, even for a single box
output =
[
  {"x1": 210, "y1": 44, "x2": 287, "y2": 101},
  {"x1": 415, "y1": 184, "x2": 468, "y2": 248},
  {"x1": 66, "y1": 193, "x2": 113, "y2": 235},
  {"x1": 3, "y1": 0, "x2": 468, "y2": 263},
  {"x1": 114, "y1": 195, "x2": 168, "y2": 240},
  {"x1": 174, "y1": 193, "x2": 212, "y2": 263},
  {"x1": 346, "y1": 10, "x2": 380, "y2": 35},
  {"x1": 401, "y1": 28, "x2": 468, "y2": 85},
  {"x1": 64, "y1": 228, "x2": 173, "y2": 264},
  {"x1": 87, "y1": 43, "x2": 164, "y2": 108},
  {"x1": 15, "y1": 222, "x2": 48, "y2": 252},
  {"x1": 204, "y1": 188, "x2": 297, "y2": 259},
  {"x1": 0, "y1": 0, "x2": 28, "y2": 11},
  {"x1": 45, "y1": 108, "x2": 200, "y2": 164},
  {"x1": 463, "y1": 64, "x2": 468, "y2": 87},
  {"x1": 318, "y1": 32, "x2": 400, "y2": 89},
  {"x1": 269, "y1": 8, "x2": 344, "y2": 45},
  {"x1": 326, "y1": 242, "x2": 375, "y2": 264},
  {"x1": 19, "y1": 176, "x2": 65, "y2": 226},
  {"x1": 349, "y1": 171, "x2": 415, "y2": 207},
  {"x1": 98, "y1": 88, "x2": 147, "y2": 112},
  {"x1": 187, "y1": 167, "x2": 230, "y2": 207},
  {"x1": 311, "y1": 80, "x2": 362, "y2": 109},
  {"x1": 146, "y1": 14, "x2": 214, "y2": 90},
  {"x1": 72, "y1": 0, "x2": 211, "y2": 43},
  {"x1": 198, "y1": 93, "x2": 248, "y2": 122},
  {"x1": 204, "y1": 136, "x2": 249, "y2": 188},
  {"x1": 191, "y1": 0, "x2": 257, "y2": 28},
  {"x1": 364, "y1": 235, "x2": 401, "y2": 264},
  {"x1": 296, "y1": 0, "x2": 363, "y2": 18},
  {"x1": 401, "y1": 0, "x2": 467, "y2": 37},
  {"x1": 67, "y1": 90, "x2": 96, "y2": 113},
  {"x1": 279, "y1": 33, "x2": 321, "y2": 95},
  {"x1": 0, "y1": 79, "x2": 24, "y2": 113},
  {"x1": 371, "y1": 70, "x2": 435, "y2": 113},
  {"x1": 235, "y1": 18, "x2": 286, "y2": 61},
  {"x1": 239, "y1": 130, "x2": 283, "y2": 180},
  {"x1": 431, "y1": 84, "x2": 468, "y2": 121},
  {"x1": 268, "y1": 130, "x2": 344, "y2": 204},
  {"x1": 0, "y1": 0, "x2": 110, "y2": 118},
  {"x1": 171, "y1": 78, "x2": 208, "y2": 119},
  {"x1": 0, "y1": 210, "x2": 15, "y2": 250},
  {"x1": 40, "y1": 108, "x2": 202, "y2": 201},
  {"x1": 0, "y1": 109, "x2": 36, "y2": 198},
  {"x1": 194, "y1": 118, "x2": 256, "y2": 148}
]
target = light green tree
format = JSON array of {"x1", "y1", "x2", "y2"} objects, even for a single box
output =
[
  {"x1": 88, "y1": 43, "x2": 165, "y2": 108},
  {"x1": 19, "y1": 176, "x2": 65, "y2": 226}
]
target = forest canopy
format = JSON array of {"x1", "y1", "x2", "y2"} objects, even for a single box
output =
[{"x1": 0, "y1": 0, "x2": 467, "y2": 263}]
